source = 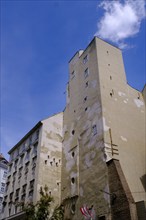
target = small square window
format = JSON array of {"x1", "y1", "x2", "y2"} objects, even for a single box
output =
[{"x1": 84, "y1": 68, "x2": 89, "y2": 78}]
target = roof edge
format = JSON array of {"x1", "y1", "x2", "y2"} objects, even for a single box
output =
[{"x1": 8, "y1": 121, "x2": 42, "y2": 154}]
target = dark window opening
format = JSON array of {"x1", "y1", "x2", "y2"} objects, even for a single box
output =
[
  {"x1": 85, "y1": 107, "x2": 88, "y2": 111},
  {"x1": 99, "y1": 216, "x2": 106, "y2": 220},
  {"x1": 110, "y1": 76, "x2": 112, "y2": 80},
  {"x1": 84, "y1": 68, "x2": 89, "y2": 78},
  {"x1": 72, "y1": 130, "x2": 75, "y2": 135},
  {"x1": 92, "y1": 125, "x2": 97, "y2": 135},
  {"x1": 85, "y1": 81, "x2": 89, "y2": 87},
  {"x1": 137, "y1": 93, "x2": 140, "y2": 99},
  {"x1": 71, "y1": 177, "x2": 75, "y2": 184},
  {"x1": 45, "y1": 160, "x2": 47, "y2": 164},
  {"x1": 71, "y1": 152, "x2": 75, "y2": 158},
  {"x1": 83, "y1": 55, "x2": 88, "y2": 64},
  {"x1": 84, "y1": 96, "x2": 87, "y2": 102},
  {"x1": 71, "y1": 71, "x2": 75, "y2": 79},
  {"x1": 71, "y1": 204, "x2": 76, "y2": 214}
]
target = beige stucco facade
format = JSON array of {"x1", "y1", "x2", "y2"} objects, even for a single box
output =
[
  {"x1": 61, "y1": 37, "x2": 146, "y2": 220},
  {"x1": 2, "y1": 112, "x2": 63, "y2": 220},
  {"x1": 96, "y1": 38, "x2": 145, "y2": 203}
]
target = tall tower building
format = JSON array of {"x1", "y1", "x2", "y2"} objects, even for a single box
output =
[
  {"x1": 61, "y1": 37, "x2": 146, "y2": 220},
  {"x1": 2, "y1": 113, "x2": 63, "y2": 220}
]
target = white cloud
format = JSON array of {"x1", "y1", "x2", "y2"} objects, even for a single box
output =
[{"x1": 95, "y1": 0, "x2": 146, "y2": 48}]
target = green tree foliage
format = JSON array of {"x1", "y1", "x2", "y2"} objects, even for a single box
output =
[
  {"x1": 50, "y1": 205, "x2": 64, "y2": 220},
  {"x1": 17, "y1": 186, "x2": 64, "y2": 220}
]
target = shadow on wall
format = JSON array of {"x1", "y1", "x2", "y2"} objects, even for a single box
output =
[{"x1": 140, "y1": 174, "x2": 146, "y2": 192}]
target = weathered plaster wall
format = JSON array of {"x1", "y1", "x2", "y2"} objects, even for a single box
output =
[
  {"x1": 62, "y1": 40, "x2": 111, "y2": 220},
  {"x1": 96, "y1": 37, "x2": 146, "y2": 203},
  {"x1": 36, "y1": 112, "x2": 63, "y2": 212},
  {"x1": 62, "y1": 37, "x2": 145, "y2": 219}
]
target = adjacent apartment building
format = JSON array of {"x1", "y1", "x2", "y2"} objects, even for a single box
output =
[
  {"x1": 1, "y1": 113, "x2": 63, "y2": 220},
  {"x1": 61, "y1": 37, "x2": 146, "y2": 220},
  {"x1": 0, "y1": 154, "x2": 8, "y2": 214},
  {"x1": 2, "y1": 37, "x2": 146, "y2": 220}
]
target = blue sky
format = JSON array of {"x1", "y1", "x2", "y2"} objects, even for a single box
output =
[{"x1": 1, "y1": 0, "x2": 145, "y2": 160}]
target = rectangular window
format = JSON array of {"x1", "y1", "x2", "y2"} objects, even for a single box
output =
[
  {"x1": 85, "y1": 81, "x2": 89, "y2": 88},
  {"x1": 10, "y1": 193, "x2": 13, "y2": 200},
  {"x1": 21, "y1": 194, "x2": 26, "y2": 202},
  {"x1": 71, "y1": 70, "x2": 75, "y2": 79},
  {"x1": 32, "y1": 143, "x2": 38, "y2": 157},
  {"x1": 84, "y1": 96, "x2": 87, "y2": 103},
  {"x1": 22, "y1": 143, "x2": 25, "y2": 152},
  {"x1": 3, "y1": 171, "x2": 7, "y2": 179},
  {"x1": 30, "y1": 180, "x2": 35, "y2": 190},
  {"x1": 0, "y1": 187, "x2": 5, "y2": 193},
  {"x1": 25, "y1": 151, "x2": 30, "y2": 162},
  {"x1": 15, "y1": 189, "x2": 20, "y2": 198},
  {"x1": 28, "y1": 190, "x2": 33, "y2": 202},
  {"x1": 19, "y1": 155, "x2": 24, "y2": 166},
  {"x1": 10, "y1": 153, "x2": 14, "y2": 162},
  {"x1": 22, "y1": 184, "x2": 27, "y2": 194},
  {"x1": 84, "y1": 68, "x2": 89, "y2": 78},
  {"x1": 9, "y1": 208, "x2": 11, "y2": 216},
  {"x1": 29, "y1": 136, "x2": 32, "y2": 145},
  {"x1": 1, "y1": 183, "x2": 5, "y2": 187},
  {"x1": 83, "y1": 55, "x2": 88, "y2": 64},
  {"x1": 92, "y1": 125, "x2": 97, "y2": 135},
  {"x1": 36, "y1": 130, "x2": 39, "y2": 140}
]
